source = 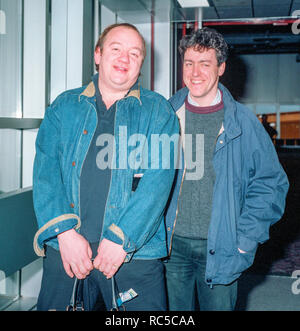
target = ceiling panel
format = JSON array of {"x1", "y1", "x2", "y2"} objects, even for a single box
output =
[
  {"x1": 252, "y1": 0, "x2": 292, "y2": 18},
  {"x1": 212, "y1": 0, "x2": 252, "y2": 7},
  {"x1": 254, "y1": 5, "x2": 292, "y2": 18},
  {"x1": 100, "y1": 0, "x2": 147, "y2": 12},
  {"x1": 215, "y1": 6, "x2": 252, "y2": 19},
  {"x1": 117, "y1": 10, "x2": 151, "y2": 24},
  {"x1": 291, "y1": 0, "x2": 300, "y2": 14},
  {"x1": 138, "y1": 0, "x2": 174, "y2": 13},
  {"x1": 147, "y1": 0, "x2": 174, "y2": 22},
  {"x1": 173, "y1": 6, "x2": 219, "y2": 21},
  {"x1": 252, "y1": 0, "x2": 291, "y2": 5},
  {"x1": 101, "y1": 0, "x2": 174, "y2": 24},
  {"x1": 172, "y1": 7, "x2": 199, "y2": 21},
  {"x1": 202, "y1": 7, "x2": 219, "y2": 20},
  {"x1": 100, "y1": 0, "x2": 300, "y2": 23},
  {"x1": 99, "y1": 0, "x2": 300, "y2": 54}
]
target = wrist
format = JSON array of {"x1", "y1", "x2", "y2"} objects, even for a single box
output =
[{"x1": 57, "y1": 228, "x2": 76, "y2": 240}]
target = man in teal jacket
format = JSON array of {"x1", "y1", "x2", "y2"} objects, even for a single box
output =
[
  {"x1": 164, "y1": 27, "x2": 289, "y2": 311},
  {"x1": 33, "y1": 23, "x2": 179, "y2": 310}
]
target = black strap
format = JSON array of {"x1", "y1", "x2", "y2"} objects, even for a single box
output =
[
  {"x1": 66, "y1": 274, "x2": 125, "y2": 311},
  {"x1": 66, "y1": 278, "x2": 84, "y2": 311},
  {"x1": 111, "y1": 276, "x2": 125, "y2": 311}
]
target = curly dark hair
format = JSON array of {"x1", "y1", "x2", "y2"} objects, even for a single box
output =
[{"x1": 179, "y1": 27, "x2": 228, "y2": 66}]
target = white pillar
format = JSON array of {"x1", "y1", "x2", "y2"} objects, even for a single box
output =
[
  {"x1": 23, "y1": 0, "x2": 47, "y2": 118},
  {"x1": 51, "y1": 0, "x2": 85, "y2": 102}
]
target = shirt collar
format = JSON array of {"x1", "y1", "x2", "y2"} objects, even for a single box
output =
[{"x1": 80, "y1": 73, "x2": 141, "y2": 104}]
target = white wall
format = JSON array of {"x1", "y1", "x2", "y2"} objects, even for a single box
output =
[
  {"x1": 101, "y1": 4, "x2": 116, "y2": 30},
  {"x1": 153, "y1": 22, "x2": 171, "y2": 99},
  {"x1": 19, "y1": 0, "x2": 48, "y2": 301},
  {"x1": 1, "y1": 1, "x2": 174, "y2": 307},
  {"x1": 99, "y1": 5, "x2": 153, "y2": 90},
  {"x1": 23, "y1": 0, "x2": 47, "y2": 119},
  {"x1": 133, "y1": 21, "x2": 171, "y2": 98},
  {"x1": 99, "y1": 5, "x2": 171, "y2": 98},
  {"x1": 0, "y1": 0, "x2": 22, "y2": 193},
  {"x1": 51, "y1": 0, "x2": 84, "y2": 102},
  {"x1": 222, "y1": 52, "x2": 300, "y2": 138},
  {"x1": 18, "y1": 0, "x2": 95, "y2": 303},
  {"x1": 236, "y1": 53, "x2": 300, "y2": 112},
  {"x1": 135, "y1": 23, "x2": 151, "y2": 90},
  {"x1": 22, "y1": 0, "x2": 48, "y2": 190}
]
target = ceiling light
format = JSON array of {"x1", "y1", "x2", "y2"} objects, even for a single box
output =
[{"x1": 177, "y1": 0, "x2": 210, "y2": 8}]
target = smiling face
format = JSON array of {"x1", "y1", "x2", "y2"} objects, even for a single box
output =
[
  {"x1": 183, "y1": 47, "x2": 226, "y2": 106},
  {"x1": 94, "y1": 26, "x2": 144, "y2": 96}
]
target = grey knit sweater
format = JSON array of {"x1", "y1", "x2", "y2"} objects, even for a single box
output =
[{"x1": 174, "y1": 95, "x2": 224, "y2": 239}]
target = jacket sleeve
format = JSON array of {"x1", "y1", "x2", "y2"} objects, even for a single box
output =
[
  {"x1": 33, "y1": 99, "x2": 80, "y2": 257},
  {"x1": 102, "y1": 99, "x2": 180, "y2": 254},
  {"x1": 237, "y1": 114, "x2": 289, "y2": 252}
]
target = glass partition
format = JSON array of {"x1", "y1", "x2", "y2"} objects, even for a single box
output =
[
  {"x1": 0, "y1": 0, "x2": 24, "y2": 307},
  {"x1": 0, "y1": 0, "x2": 23, "y2": 194}
]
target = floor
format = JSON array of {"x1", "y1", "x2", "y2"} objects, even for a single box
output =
[
  {"x1": 3, "y1": 149, "x2": 300, "y2": 311},
  {"x1": 4, "y1": 273, "x2": 299, "y2": 311},
  {"x1": 235, "y1": 150, "x2": 300, "y2": 311},
  {"x1": 236, "y1": 273, "x2": 300, "y2": 311}
]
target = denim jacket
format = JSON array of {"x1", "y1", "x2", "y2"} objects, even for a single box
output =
[
  {"x1": 33, "y1": 80, "x2": 179, "y2": 261},
  {"x1": 165, "y1": 84, "x2": 289, "y2": 285}
]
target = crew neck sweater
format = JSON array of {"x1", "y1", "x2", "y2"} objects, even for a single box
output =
[{"x1": 174, "y1": 91, "x2": 224, "y2": 239}]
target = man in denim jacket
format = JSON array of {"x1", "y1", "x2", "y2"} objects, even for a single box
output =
[
  {"x1": 164, "y1": 27, "x2": 289, "y2": 311},
  {"x1": 33, "y1": 23, "x2": 179, "y2": 310}
]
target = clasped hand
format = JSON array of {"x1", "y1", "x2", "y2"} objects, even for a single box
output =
[{"x1": 57, "y1": 229, "x2": 126, "y2": 279}]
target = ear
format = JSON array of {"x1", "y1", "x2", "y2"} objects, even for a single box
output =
[
  {"x1": 94, "y1": 46, "x2": 101, "y2": 66},
  {"x1": 218, "y1": 62, "x2": 226, "y2": 77}
]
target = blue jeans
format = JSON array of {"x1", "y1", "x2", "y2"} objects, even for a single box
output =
[
  {"x1": 165, "y1": 235, "x2": 237, "y2": 311},
  {"x1": 37, "y1": 243, "x2": 166, "y2": 311}
]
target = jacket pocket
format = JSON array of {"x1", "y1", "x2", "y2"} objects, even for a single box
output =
[{"x1": 227, "y1": 248, "x2": 257, "y2": 278}]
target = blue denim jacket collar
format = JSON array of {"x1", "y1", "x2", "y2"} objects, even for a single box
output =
[{"x1": 79, "y1": 75, "x2": 141, "y2": 104}]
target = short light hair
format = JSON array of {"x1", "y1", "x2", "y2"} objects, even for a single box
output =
[{"x1": 95, "y1": 23, "x2": 146, "y2": 71}]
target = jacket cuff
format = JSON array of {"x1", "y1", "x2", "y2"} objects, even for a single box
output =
[
  {"x1": 33, "y1": 214, "x2": 81, "y2": 257},
  {"x1": 104, "y1": 223, "x2": 136, "y2": 254}
]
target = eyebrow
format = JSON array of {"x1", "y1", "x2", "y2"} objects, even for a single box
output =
[
  {"x1": 109, "y1": 42, "x2": 142, "y2": 53},
  {"x1": 184, "y1": 59, "x2": 212, "y2": 63}
]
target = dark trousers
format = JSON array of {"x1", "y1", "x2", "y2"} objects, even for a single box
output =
[
  {"x1": 165, "y1": 235, "x2": 237, "y2": 311},
  {"x1": 37, "y1": 244, "x2": 166, "y2": 311}
]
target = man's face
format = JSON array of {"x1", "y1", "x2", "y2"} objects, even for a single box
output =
[
  {"x1": 183, "y1": 47, "x2": 225, "y2": 106},
  {"x1": 95, "y1": 26, "x2": 144, "y2": 93}
]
